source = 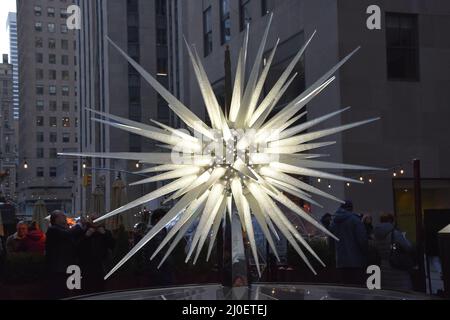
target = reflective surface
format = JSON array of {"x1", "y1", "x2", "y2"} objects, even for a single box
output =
[{"x1": 75, "y1": 283, "x2": 436, "y2": 300}]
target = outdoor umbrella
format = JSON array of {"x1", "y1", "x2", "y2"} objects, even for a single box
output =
[
  {"x1": 91, "y1": 185, "x2": 105, "y2": 218},
  {"x1": 110, "y1": 175, "x2": 134, "y2": 231},
  {"x1": 32, "y1": 200, "x2": 48, "y2": 233}
]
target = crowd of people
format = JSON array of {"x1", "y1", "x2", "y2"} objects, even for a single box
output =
[
  {"x1": 322, "y1": 200, "x2": 415, "y2": 291},
  {"x1": 0, "y1": 202, "x2": 418, "y2": 298},
  {"x1": 0, "y1": 208, "x2": 174, "y2": 299}
]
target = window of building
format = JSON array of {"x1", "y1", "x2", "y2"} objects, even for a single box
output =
[
  {"x1": 220, "y1": 0, "x2": 231, "y2": 44},
  {"x1": 62, "y1": 101, "x2": 70, "y2": 112},
  {"x1": 49, "y1": 101, "x2": 57, "y2": 112},
  {"x1": 34, "y1": 6, "x2": 42, "y2": 16},
  {"x1": 35, "y1": 22, "x2": 43, "y2": 32},
  {"x1": 61, "y1": 55, "x2": 69, "y2": 65},
  {"x1": 61, "y1": 24, "x2": 68, "y2": 33},
  {"x1": 73, "y1": 161, "x2": 78, "y2": 175},
  {"x1": 49, "y1": 38, "x2": 56, "y2": 49},
  {"x1": 36, "y1": 100, "x2": 44, "y2": 111},
  {"x1": 37, "y1": 116, "x2": 44, "y2": 127},
  {"x1": 49, "y1": 167, "x2": 57, "y2": 178},
  {"x1": 36, "y1": 148, "x2": 44, "y2": 159},
  {"x1": 61, "y1": 39, "x2": 68, "y2": 50},
  {"x1": 49, "y1": 54, "x2": 56, "y2": 64},
  {"x1": 36, "y1": 69, "x2": 44, "y2": 80},
  {"x1": 48, "y1": 7, "x2": 55, "y2": 17},
  {"x1": 49, "y1": 148, "x2": 58, "y2": 159},
  {"x1": 239, "y1": 0, "x2": 251, "y2": 31},
  {"x1": 50, "y1": 132, "x2": 57, "y2": 143},
  {"x1": 261, "y1": 0, "x2": 275, "y2": 15},
  {"x1": 203, "y1": 7, "x2": 213, "y2": 56},
  {"x1": 49, "y1": 85, "x2": 57, "y2": 96},
  {"x1": 157, "y1": 58, "x2": 168, "y2": 75},
  {"x1": 63, "y1": 133, "x2": 70, "y2": 143},
  {"x1": 36, "y1": 53, "x2": 43, "y2": 63},
  {"x1": 60, "y1": 8, "x2": 68, "y2": 19},
  {"x1": 49, "y1": 69, "x2": 57, "y2": 80},
  {"x1": 62, "y1": 117, "x2": 70, "y2": 127},
  {"x1": 36, "y1": 167, "x2": 44, "y2": 178},
  {"x1": 36, "y1": 85, "x2": 44, "y2": 95},
  {"x1": 35, "y1": 37, "x2": 43, "y2": 48},
  {"x1": 48, "y1": 23, "x2": 55, "y2": 33},
  {"x1": 36, "y1": 132, "x2": 44, "y2": 143},
  {"x1": 62, "y1": 70, "x2": 69, "y2": 80},
  {"x1": 156, "y1": 28, "x2": 167, "y2": 46},
  {"x1": 156, "y1": 0, "x2": 166, "y2": 15},
  {"x1": 62, "y1": 86, "x2": 69, "y2": 96},
  {"x1": 386, "y1": 12, "x2": 420, "y2": 81},
  {"x1": 50, "y1": 117, "x2": 57, "y2": 127}
]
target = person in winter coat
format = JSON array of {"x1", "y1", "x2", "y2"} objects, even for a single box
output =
[
  {"x1": 23, "y1": 221, "x2": 46, "y2": 255},
  {"x1": 6, "y1": 221, "x2": 28, "y2": 255},
  {"x1": 373, "y1": 213, "x2": 413, "y2": 291},
  {"x1": 77, "y1": 214, "x2": 115, "y2": 294},
  {"x1": 46, "y1": 211, "x2": 85, "y2": 299},
  {"x1": 330, "y1": 201, "x2": 368, "y2": 286}
]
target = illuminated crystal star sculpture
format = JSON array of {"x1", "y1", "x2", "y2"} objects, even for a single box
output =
[{"x1": 62, "y1": 15, "x2": 383, "y2": 280}]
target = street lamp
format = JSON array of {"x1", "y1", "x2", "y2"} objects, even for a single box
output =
[{"x1": 23, "y1": 161, "x2": 28, "y2": 169}]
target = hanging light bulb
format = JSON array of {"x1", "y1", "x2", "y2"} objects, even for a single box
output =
[
  {"x1": 135, "y1": 162, "x2": 140, "y2": 169},
  {"x1": 369, "y1": 178, "x2": 373, "y2": 183},
  {"x1": 23, "y1": 161, "x2": 28, "y2": 169},
  {"x1": 400, "y1": 169, "x2": 404, "y2": 175},
  {"x1": 347, "y1": 183, "x2": 351, "y2": 187},
  {"x1": 393, "y1": 172, "x2": 397, "y2": 177},
  {"x1": 359, "y1": 176, "x2": 364, "y2": 182},
  {"x1": 82, "y1": 162, "x2": 87, "y2": 169},
  {"x1": 317, "y1": 178, "x2": 322, "y2": 183}
]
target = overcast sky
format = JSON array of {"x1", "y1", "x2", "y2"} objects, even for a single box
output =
[{"x1": 0, "y1": 0, "x2": 17, "y2": 59}]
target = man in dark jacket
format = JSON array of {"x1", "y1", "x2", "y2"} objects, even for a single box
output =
[
  {"x1": 77, "y1": 215, "x2": 115, "y2": 294},
  {"x1": 330, "y1": 201, "x2": 368, "y2": 286},
  {"x1": 46, "y1": 211, "x2": 85, "y2": 299}
]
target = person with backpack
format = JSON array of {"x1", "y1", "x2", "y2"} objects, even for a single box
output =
[{"x1": 373, "y1": 213, "x2": 414, "y2": 291}]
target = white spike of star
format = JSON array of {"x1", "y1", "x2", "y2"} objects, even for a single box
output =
[{"x1": 59, "y1": 19, "x2": 384, "y2": 280}]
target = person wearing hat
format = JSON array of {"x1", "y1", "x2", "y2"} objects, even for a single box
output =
[{"x1": 330, "y1": 201, "x2": 369, "y2": 286}]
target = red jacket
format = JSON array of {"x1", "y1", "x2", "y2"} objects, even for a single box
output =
[{"x1": 24, "y1": 230, "x2": 46, "y2": 255}]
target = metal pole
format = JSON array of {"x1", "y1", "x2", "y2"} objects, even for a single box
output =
[
  {"x1": 413, "y1": 159, "x2": 427, "y2": 293},
  {"x1": 221, "y1": 46, "x2": 233, "y2": 288}
]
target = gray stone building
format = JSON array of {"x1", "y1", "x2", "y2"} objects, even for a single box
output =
[
  {"x1": 75, "y1": 0, "x2": 172, "y2": 222},
  {"x1": 174, "y1": 0, "x2": 450, "y2": 238},
  {"x1": 17, "y1": 0, "x2": 79, "y2": 215},
  {"x1": 0, "y1": 54, "x2": 17, "y2": 201}
]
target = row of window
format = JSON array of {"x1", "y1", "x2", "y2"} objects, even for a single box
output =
[
  {"x1": 36, "y1": 116, "x2": 77, "y2": 128},
  {"x1": 36, "y1": 148, "x2": 65, "y2": 159},
  {"x1": 36, "y1": 85, "x2": 75, "y2": 97},
  {"x1": 35, "y1": 22, "x2": 69, "y2": 34},
  {"x1": 35, "y1": 52, "x2": 76, "y2": 66},
  {"x1": 36, "y1": 167, "x2": 58, "y2": 178},
  {"x1": 36, "y1": 69, "x2": 74, "y2": 81},
  {"x1": 37, "y1": 132, "x2": 76, "y2": 144},
  {"x1": 35, "y1": 37, "x2": 75, "y2": 50},
  {"x1": 205, "y1": 0, "x2": 275, "y2": 55},
  {"x1": 34, "y1": 164, "x2": 77, "y2": 179},
  {"x1": 36, "y1": 100, "x2": 76, "y2": 112},
  {"x1": 34, "y1": 5, "x2": 69, "y2": 19},
  {"x1": 205, "y1": 3, "x2": 420, "y2": 81}
]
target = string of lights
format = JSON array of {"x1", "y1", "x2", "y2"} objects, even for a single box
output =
[{"x1": 315, "y1": 160, "x2": 413, "y2": 189}]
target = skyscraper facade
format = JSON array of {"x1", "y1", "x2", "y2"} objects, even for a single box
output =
[
  {"x1": 75, "y1": 0, "x2": 171, "y2": 221},
  {"x1": 6, "y1": 12, "x2": 19, "y2": 120},
  {"x1": 17, "y1": 0, "x2": 79, "y2": 215},
  {"x1": 0, "y1": 54, "x2": 17, "y2": 201}
]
